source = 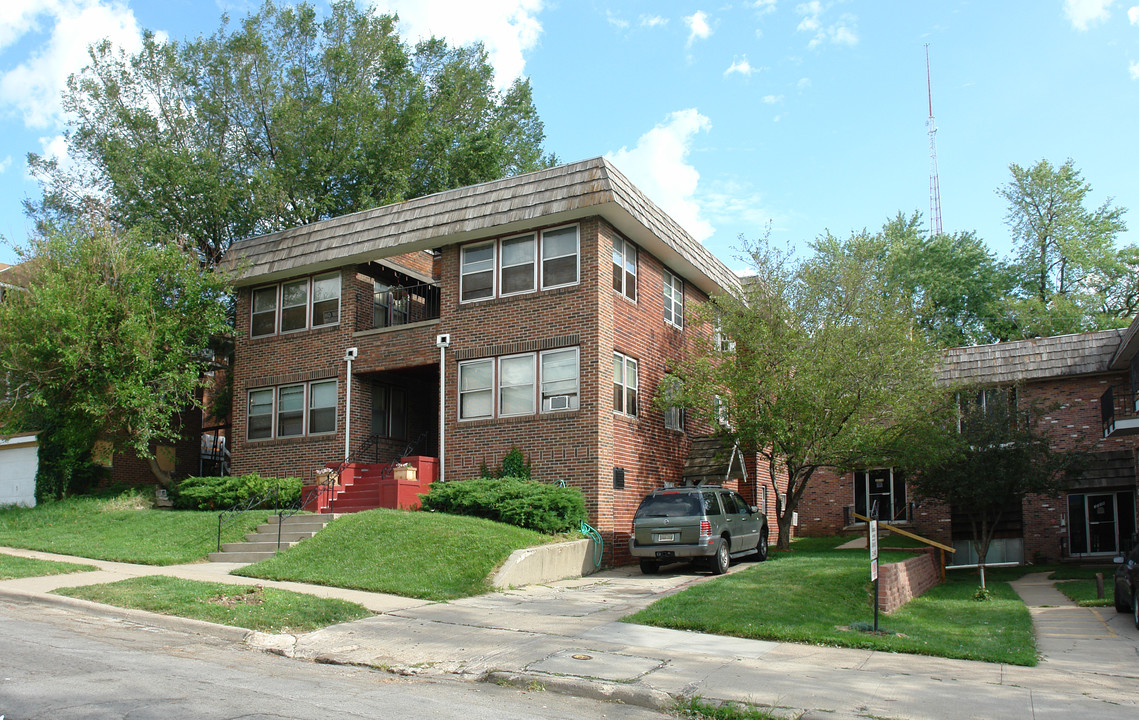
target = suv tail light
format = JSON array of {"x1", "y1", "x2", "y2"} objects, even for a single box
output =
[{"x1": 700, "y1": 520, "x2": 711, "y2": 536}]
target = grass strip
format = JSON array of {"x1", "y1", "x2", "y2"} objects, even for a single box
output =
[
  {"x1": 53, "y1": 576, "x2": 372, "y2": 633},
  {"x1": 0, "y1": 490, "x2": 266, "y2": 565},
  {"x1": 234, "y1": 509, "x2": 553, "y2": 601},
  {"x1": 674, "y1": 697, "x2": 785, "y2": 720},
  {"x1": 625, "y1": 537, "x2": 1037, "y2": 665},
  {"x1": 1054, "y1": 579, "x2": 1115, "y2": 607},
  {"x1": 0, "y1": 553, "x2": 97, "y2": 579}
]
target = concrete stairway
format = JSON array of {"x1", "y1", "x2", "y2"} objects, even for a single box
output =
[{"x1": 207, "y1": 514, "x2": 332, "y2": 563}]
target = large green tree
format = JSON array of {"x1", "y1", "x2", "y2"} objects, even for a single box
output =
[
  {"x1": 668, "y1": 231, "x2": 940, "y2": 549},
  {"x1": 879, "y1": 211, "x2": 1014, "y2": 347},
  {"x1": 27, "y1": 0, "x2": 555, "y2": 266},
  {"x1": 0, "y1": 214, "x2": 230, "y2": 497},
  {"x1": 998, "y1": 158, "x2": 1128, "y2": 337}
]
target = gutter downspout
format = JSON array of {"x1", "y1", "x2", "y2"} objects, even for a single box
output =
[
  {"x1": 343, "y1": 347, "x2": 358, "y2": 461},
  {"x1": 436, "y1": 334, "x2": 451, "y2": 482}
]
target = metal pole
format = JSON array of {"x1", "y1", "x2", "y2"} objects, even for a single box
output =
[{"x1": 217, "y1": 513, "x2": 223, "y2": 552}]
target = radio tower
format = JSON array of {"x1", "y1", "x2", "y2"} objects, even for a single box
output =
[{"x1": 925, "y1": 44, "x2": 943, "y2": 237}]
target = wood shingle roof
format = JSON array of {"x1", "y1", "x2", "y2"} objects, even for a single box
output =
[
  {"x1": 938, "y1": 329, "x2": 1125, "y2": 386},
  {"x1": 222, "y1": 157, "x2": 741, "y2": 296}
]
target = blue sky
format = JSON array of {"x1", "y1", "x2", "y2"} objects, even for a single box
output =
[{"x1": 1, "y1": 0, "x2": 1137, "y2": 272}]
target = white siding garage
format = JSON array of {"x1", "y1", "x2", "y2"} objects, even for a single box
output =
[{"x1": 0, "y1": 433, "x2": 38, "y2": 507}]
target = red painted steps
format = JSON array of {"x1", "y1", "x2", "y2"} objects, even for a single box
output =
[{"x1": 301, "y1": 457, "x2": 438, "y2": 514}]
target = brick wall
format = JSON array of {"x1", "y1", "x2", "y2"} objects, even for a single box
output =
[{"x1": 878, "y1": 550, "x2": 940, "y2": 613}]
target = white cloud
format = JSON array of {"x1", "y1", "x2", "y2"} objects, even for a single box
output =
[
  {"x1": 700, "y1": 177, "x2": 778, "y2": 240},
  {"x1": 1129, "y1": 5, "x2": 1139, "y2": 23},
  {"x1": 641, "y1": 15, "x2": 668, "y2": 28},
  {"x1": 0, "y1": 0, "x2": 145, "y2": 129},
  {"x1": 797, "y1": 77, "x2": 812, "y2": 90},
  {"x1": 753, "y1": 0, "x2": 778, "y2": 15},
  {"x1": 1131, "y1": 60, "x2": 1139, "y2": 79},
  {"x1": 1063, "y1": 0, "x2": 1117, "y2": 29},
  {"x1": 724, "y1": 57, "x2": 756, "y2": 77},
  {"x1": 375, "y1": 0, "x2": 545, "y2": 89},
  {"x1": 763, "y1": 94, "x2": 783, "y2": 104},
  {"x1": 0, "y1": 155, "x2": 11, "y2": 174},
  {"x1": 605, "y1": 11, "x2": 629, "y2": 30},
  {"x1": 684, "y1": 11, "x2": 713, "y2": 46},
  {"x1": 605, "y1": 109, "x2": 715, "y2": 242},
  {"x1": 796, "y1": 3, "x2": 858, "y2": 49}
]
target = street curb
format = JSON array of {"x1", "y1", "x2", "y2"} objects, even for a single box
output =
[
  {"x1": 0, "y1": 586, "x2": 254, "y2": 643},
  {"x1": 484, "y1": 670, "x2": 676, "y2": 712}
]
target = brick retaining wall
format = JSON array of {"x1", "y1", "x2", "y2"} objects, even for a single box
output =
[{"x1": 878, "y1": 550, "x2": 940, "y2": 613}]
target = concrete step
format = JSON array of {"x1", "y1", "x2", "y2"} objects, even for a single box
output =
[
  {"x1": 244, "y1": 528, "x2": 316, "y2": 540},
  {"x1": 208, "y1": 550, "x2": 278, "y2": 563},
  {"x1": 221, "y1": 541, "x2": 298, "y2": 552}
]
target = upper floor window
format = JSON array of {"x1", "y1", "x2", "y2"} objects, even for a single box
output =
[
  {"x1": 714, "y1": 316, "x2": 736, "y2": 353},
  {"x1": 250, "y1": 272, "x2": 341, "y2": 338},
  {"x1": 612, "y1": 236, "x2": 637, "y2": 301},
  {"x1": 613, "y1": 352, "x2": 638, "y2": 417},
  {"x1": 663, "y1": 271, "x2": 684, "y2": 328},
  {"x1": 461, "y1": 226, "x2": 579, "y2": 303}
]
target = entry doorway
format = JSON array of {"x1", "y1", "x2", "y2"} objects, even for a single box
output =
[
  {"x1": 854, "y1": 468, "x2": 907, "y2": 522},
  {"x1": 1068, "y1": 491, "x2": 1137, "y2": 556}
]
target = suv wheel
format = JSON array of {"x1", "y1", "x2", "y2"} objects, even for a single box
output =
[
  {"x1": 754, "y1": 530, "x2": 769, "y2": 562},
  {"x1": 711, "y1": 540, "x2": 730, "y2": 575},
  {"x1": 639, "y1": 559, "x2": 659, "y2": 575},
  {"x1": 1115, "y1": 578, "x2": 1130, "y2": 613}
]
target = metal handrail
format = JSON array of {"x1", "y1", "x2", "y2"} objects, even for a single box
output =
[{"x1": 357, "y1": 282, "x2": 441, "y2": 332}]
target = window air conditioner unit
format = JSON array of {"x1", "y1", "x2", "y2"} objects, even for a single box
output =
[{"x1": 548, "y1": 395, "x2": 570, "y2": 410}]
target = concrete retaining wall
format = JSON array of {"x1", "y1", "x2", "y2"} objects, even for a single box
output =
[
  {"x1": 878, "y1": 550, "x2": 940, "y2": 613},
  {"x1": 492, "y1": 538, "x2": 600, "y2": 589}
]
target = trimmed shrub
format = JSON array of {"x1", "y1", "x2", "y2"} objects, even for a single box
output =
[
  {"x1": 419, "y1": 477, "x2": 587, "y2": 534},
  {"x1": 172, "y1": 474, "x2": 301, "y2": 511}
]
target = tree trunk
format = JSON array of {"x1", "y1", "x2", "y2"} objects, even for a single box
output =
[
  {"x1": 146, "y1": 456, "x2": 174, "y2": 489},
  {"x1": 776, "y1": 511, "x2": 794, "y2": 550}
]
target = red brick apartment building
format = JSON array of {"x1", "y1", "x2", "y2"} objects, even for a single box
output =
[
  {"x1": 222, "y1": 158, "x2": 782, "y2": 561},
  {"x1": 798, "y1": 323, "x2": 1139, "y2": 564}
]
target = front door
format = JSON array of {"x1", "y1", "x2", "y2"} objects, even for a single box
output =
[
  {"x1": 1067, "y1": 492, "x2": 1137, "y2": 556},
  {"x1": 855, "y1": 468, "x2": 906, "y2": 522}
]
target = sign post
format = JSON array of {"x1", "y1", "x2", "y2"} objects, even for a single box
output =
[{"x1": 869, "y1": 519, "x2": 879, "y2": 633}]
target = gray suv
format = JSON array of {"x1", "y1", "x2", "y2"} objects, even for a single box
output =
[{"x1": 629, "y1": 485, "x2": 769, "y2": 575}]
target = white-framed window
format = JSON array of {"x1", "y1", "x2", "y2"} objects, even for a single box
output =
[
  {"x1": 461, "y1": 242, "x2": 496, "y2": 302},
  {"x1": 250, "y1": 272, "x2": 340, "y2": 337},
  {"x1": 459, "y1": 358, "x2": 494, "y2": 419},
  {"x1": 309, "y1": 380, "x2": 337, "y2": 434},
  {"x1": 500, "y1": 233, "x2": 537, "y2": 296},
  {"x1": 311, "y1": 273, "x2": 341, "y2": 327},
  {"x1": 613, "y1": 352, "x2": 638, "y2": 416},
  {"x1": 663, "y1": 271, "x2": 684, "y2": 328},
  {"x1": 541, "y1": 347, "x2": 579, "y2": 412},
  {"x1": 247, "y1": 380, "x2": 337, "y2": 440},
  {"x1": 280, "y1": 279, "x2": 309, "y2": 333},
  {"x1": 714, "y1": 317, "x2": 736, "y2": 353},
  {"x1": 664, "y1": 405, "x2": 684, "y2": 431},
  {"x1": 251, "y1": 286, "x2": 278, "y2": 338},
  {"x1": 247, "y1": 388, "x2": 275, "y2": 440},
  {"x1": 540, "y1": 225, "x2": 579, "y2": 289},
  {"x1": 277, "y1": 384, "x2": 306, "y2": 437},
  {"x1": 612, "y1": 236, "x2": 637, "y2": 301},
  {"x1": 499, "y1": 353, "x2": 536, "y2": 416}
]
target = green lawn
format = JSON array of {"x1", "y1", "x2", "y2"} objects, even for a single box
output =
[
  {"x1": 53, "y1": 576, "x2": 372, "y2": 633},
  {"x1": 626, "y1": 536, "x2": 1037, "y2": 665},
  {"x1": 0, "y1": 489, "x2": 266, "y2": 565},
  {"x1": 234, "y1": 508, "x2": 555, "y2": 601},
  {"x1": 0, "y1": 552, "x2": 97, "y2": 579},
  {"x1": 1054, "y1": 578, "x2": 1115, "y2": 607}
]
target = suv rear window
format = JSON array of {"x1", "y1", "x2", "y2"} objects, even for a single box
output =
[{"x1": 635, "y1": 493, "x2": 702, "y2": 518}]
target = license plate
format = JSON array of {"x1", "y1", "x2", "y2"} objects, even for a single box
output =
[{"x1": 654, "y1": 533, "x2": 677, "y2": 543}]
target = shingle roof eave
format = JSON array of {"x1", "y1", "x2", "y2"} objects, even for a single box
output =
[{"x1": 937, "y1": 329, "x2": 1125, "y2": 386}]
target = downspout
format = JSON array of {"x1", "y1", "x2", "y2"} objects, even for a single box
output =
[
  {"x1": 343, "y1": 347, "x2": 358, "y2": 461},
  {"x1": 436, "y1": 334, "x2": 451, "y2": 481}
]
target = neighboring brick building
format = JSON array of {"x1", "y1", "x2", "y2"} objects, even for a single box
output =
[
  {"x1": 222, "y1": 158, "x2": 783, "y2": 561},
  {"x1": 798, "y1": 324, "x2": 1139, "y2": 564}
]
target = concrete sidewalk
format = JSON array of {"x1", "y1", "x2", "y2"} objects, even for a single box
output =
[{"x1": 2, "y1": 547, "x2": 1138, "y2": 720}]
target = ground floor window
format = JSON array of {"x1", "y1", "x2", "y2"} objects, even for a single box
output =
[
  {"x1": 246, "y1": 379, "x2": 337, "y2": 441},
  {"x1": 459, "y1": 347, "x2": 580, "y2": 421},
  {"x1": 1067, "y1": 491, "x2": 1137, "y2": 556},
  {"x1": 853, "y1": 468, "x2": 907, "y2": 522}
]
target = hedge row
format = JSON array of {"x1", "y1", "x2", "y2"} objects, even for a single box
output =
[{"x1": 419, "y1": 477, "x2": 586, "y2": 534}]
